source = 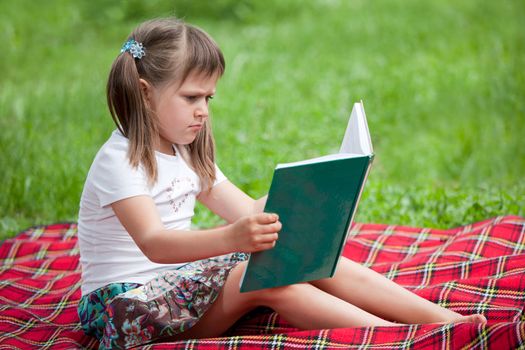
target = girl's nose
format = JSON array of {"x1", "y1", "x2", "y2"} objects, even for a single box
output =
[{"x1": 195, "y1": 101, "x2": 209, "y2": 120}]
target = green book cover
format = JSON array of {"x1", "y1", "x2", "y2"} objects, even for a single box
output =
[{"x1": 240, "y1": 101, "x2": 373, "y2": 293}]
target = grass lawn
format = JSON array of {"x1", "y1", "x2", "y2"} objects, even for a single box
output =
[{"x1": 0, "y1": 0, "x2": 523, "y2": 240}]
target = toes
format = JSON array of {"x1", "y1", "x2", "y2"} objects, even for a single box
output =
[{"x1": 464, "y1": 314, "x2": 487, "y2": 324}]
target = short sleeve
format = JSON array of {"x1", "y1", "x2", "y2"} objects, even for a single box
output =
[
  {"x1": 89, "y1": 141, "x2": 149, "y2": 207},
  {"x1": 213, "y1": 164, "x2": 227, "y2": 187}
]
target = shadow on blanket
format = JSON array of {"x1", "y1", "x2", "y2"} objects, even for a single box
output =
[{"x1": 1, "y1": 216, "x2": 524, "y2": 349}]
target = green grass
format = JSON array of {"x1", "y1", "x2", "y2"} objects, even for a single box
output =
[{"x1": 1, "y1": 0, "x2": 524, "y2": 239}]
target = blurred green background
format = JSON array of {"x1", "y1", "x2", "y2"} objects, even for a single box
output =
[{"x1": 1, "y1": 0, "x2": 524, "y2": 239}]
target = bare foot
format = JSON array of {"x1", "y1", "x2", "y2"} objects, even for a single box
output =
[{"x1": 445, "y1": 314, "x2": 487, "y2": 325}]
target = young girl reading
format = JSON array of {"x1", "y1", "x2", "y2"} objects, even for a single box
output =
[{"x1": 77, "y1": 17, "x2": 486, "y2": 349}]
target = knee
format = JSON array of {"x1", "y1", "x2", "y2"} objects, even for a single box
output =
[{"x1": 256, "y1": 283, "x2": 308, "y2": 307}]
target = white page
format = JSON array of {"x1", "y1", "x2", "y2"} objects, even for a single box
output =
[
  {"x1": 339, "y1": 101, "x2": 373, "y2": 156},
  {"x1": 275, "y1": 101, "x2": 373, "y2": 169},
  {"x1": 276, "y1": 152, "x2": 364, "y2": 169}
]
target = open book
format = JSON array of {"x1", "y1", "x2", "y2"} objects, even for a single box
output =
[{"x1": 240, "y1": 101, "x2": 373, "y2": 292}]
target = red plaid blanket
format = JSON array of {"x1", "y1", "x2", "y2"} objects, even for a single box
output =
[{"x1": 1, "y1": 216, "x2": 524, "y2": 349}]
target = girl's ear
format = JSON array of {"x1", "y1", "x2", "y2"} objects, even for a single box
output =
[{"x1": 139, "y1": 78, "x2": 155, "y2": 109}]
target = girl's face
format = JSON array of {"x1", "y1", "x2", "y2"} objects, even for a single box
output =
[{"x1": 147, "y1": 72, "x2": 218, "y2": 155}]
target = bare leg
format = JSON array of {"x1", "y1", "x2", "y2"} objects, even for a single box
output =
[
  {"x1": 172, "y1": 261, "x2": 396, "y2": 340},
  {"x1": 310, "y1": 256, "x2": 486, "y2": 324},
  {"x1": 264, "y1": 282, "x2": 396, "y2": 329}
]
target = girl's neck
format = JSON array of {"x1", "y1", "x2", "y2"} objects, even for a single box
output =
[{"x1": 156, "y1": 138, "x2": 177, "y2": 156}]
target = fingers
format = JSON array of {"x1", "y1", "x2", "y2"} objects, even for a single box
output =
[
  {"x1": 254, "y1": 240, "x2": 277, "y2": 252},
  {"x1": 254, "y1": 227, "x2": 279, "y2": 252},
  {"x1": 233, "y1": 213, "x2": 281, "y2": 252},
  {"x1": 253, "y1": 213, "x2": 281, "y2": 234},
  {"x1": 253, "y1": 233, "x2": 278, "y2": 251},
  {"x1": 262, "y1": 221, "x2": 282, "y2": 234},
  {"x1": 255, "y1": 212, "x2": 279, "y2": 225},
  {"x1": 252, "y1": 214, "x2": 280, "y2": 251},
  {"x1": 259, "y1": 232, "x2": 279, "y2": 244}
]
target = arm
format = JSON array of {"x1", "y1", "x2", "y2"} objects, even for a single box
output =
[
  {"x1": 197, "y1": 180, "x2": 268, "y2": 222},
  {"x1": 254, "y1": 195, "x2": 268, "y2": 214},
  {"x1": 112, "y1": 193, "x2": 280, "y2": 264}
]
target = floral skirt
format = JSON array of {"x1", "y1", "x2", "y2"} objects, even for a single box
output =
[{"x1": 78, "y1": 252, "x2": 248, "y2": 349}]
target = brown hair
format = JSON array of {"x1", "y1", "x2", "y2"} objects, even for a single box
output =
[{"x1": 107, "y1": 18, "x2": 225, "y2": 190}]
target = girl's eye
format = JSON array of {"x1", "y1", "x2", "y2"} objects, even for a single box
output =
[{"x1": 185, "y1": 95, "x2": 214, "y2": 103}]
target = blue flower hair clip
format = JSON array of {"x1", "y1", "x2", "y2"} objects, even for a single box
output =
[{"x1": 120, "y1": 38, "x2": 146, "y2": 59}]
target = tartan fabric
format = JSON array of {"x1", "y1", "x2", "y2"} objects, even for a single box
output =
[{"x1": 0, "y1": 216, "x2": 524, "y2": 349}]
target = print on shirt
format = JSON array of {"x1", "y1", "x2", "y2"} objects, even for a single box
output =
[{"x1": 166, "y1": 177, "x2": 197, "y2": 214}]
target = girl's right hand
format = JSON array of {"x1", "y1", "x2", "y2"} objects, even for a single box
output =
[{"x1": 225, "y1": 213, "x2": 282, "y2": 253}]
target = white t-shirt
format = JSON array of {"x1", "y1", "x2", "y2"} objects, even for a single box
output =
[{"x1": 78, "y1": 130, "x2": 226, "y2": 295}]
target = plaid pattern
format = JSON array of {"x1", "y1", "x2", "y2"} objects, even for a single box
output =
[{"x1": 1, "y1": 216, "x2": 524, "y2": 349}]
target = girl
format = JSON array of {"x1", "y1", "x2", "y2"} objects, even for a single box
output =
[{"x1": 77, "y1": 18, "x2": 486, "y2": 349}]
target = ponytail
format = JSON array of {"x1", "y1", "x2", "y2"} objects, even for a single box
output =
[{"x1": 107, "y1": 45, "x2": 159, "y2": 183}]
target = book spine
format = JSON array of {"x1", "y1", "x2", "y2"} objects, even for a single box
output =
[{"x1": 330, "y1": 155, "x2": 374, "y2": 276}]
